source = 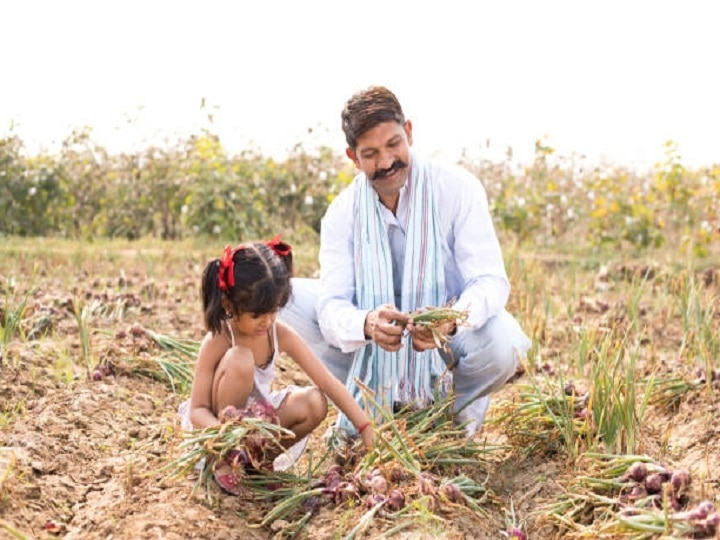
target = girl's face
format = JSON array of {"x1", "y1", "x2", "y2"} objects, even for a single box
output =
[{"x1": 232, "y1": 310, "x2": 278, "y2": 338}]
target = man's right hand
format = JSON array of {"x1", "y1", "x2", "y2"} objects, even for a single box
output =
[{"x1": 364, "y1": 304, "x2": 410, "y2": 352}]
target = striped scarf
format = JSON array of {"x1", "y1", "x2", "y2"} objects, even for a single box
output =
[{"x1": 337, "y1": 153, "x2": 450, "y2": 434}]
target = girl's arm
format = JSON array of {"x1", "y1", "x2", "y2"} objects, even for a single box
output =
[
  {"x1": 277, "y1": 321, "x2": 374, "y2": 449},
  {"x1": 188, "y1": 332, "x2": 227, "y2": 429}
]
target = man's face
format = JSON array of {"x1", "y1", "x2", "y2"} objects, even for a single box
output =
[{"x1": 346, "y1": 120, "x2": 413, "y2": 207}]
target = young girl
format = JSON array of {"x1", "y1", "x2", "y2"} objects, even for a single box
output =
[{"x1": 180, "y1": 236, "x2": 374, "y2": 495}]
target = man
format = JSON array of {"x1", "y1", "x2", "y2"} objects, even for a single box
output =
[{"x1": 281, "y1": 85, "x2": 530, "y2": 436}]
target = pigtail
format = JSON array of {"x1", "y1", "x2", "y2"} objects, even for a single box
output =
[
  {"x1": 265, "y1": 234, "x2": 293, "y2": 276},
  {"x1": 201, "y1": 258, "x2": 225, "y2": 334}
]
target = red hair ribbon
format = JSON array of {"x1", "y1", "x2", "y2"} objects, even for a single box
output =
[
  {"x1": 218, "y1": 244, "x2": 243, "y2": 291},
  {"x1": 265, "y1": 234, "x2": 292, "y2": 257}
]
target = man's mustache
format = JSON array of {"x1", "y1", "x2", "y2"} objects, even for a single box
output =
[{"x1": 372, "y1": 160, "x2": 407, "y2": 181}]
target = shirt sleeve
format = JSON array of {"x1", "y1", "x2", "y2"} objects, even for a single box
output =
[
  {"x1": 445, "y1": 168, "x2": 510, "y2": 331},
  {"x1": 316, "y1": 187, "x2": 371, "y2": 353}
]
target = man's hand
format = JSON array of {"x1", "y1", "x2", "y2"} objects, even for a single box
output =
[
  {"x1": 364, "y1": 304, "x2": 410, "y2": 352},
  {"x1": 408, "y1": 319, "x2": 455, "y2": 352}
]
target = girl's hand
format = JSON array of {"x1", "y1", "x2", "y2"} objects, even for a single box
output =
[
  {"x1": 359, "y1": 423, "x2": 375, "y2": 449},
  {"x1": 218, "y1": 405, "x2": 244, "y2": 424}
]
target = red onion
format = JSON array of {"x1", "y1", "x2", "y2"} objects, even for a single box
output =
[
  {"x1": 368, "y1": 475, "x2": 388, "y2": 495},
  {"x1": 219, "y1": 405, "x2": 245, "y2": 423},
  {"x1": 388, "y1": 465, "x2": 407, "y2": 483},
  {"x1": 627, "y1": 484, "x2": 647, "y2": 502},
  {"x1": 302, "y1": 495, "x2": 322, "y2": 515},
  {"x1": 385, "y1": 489, "x2": 405, "y2": 511},
  {"x1": 689, "y1": 501, "x2": 716, "y2": 521},
  {"x1": 506, "y1": 526, "x2": 526, "y2": 540},
  {"x1": 249, "y1": 399, "x2": 278, "y2": 422},
  {"x1": 644, "y1": 473, "x2": 666, "y2": 494},
  {"x1": 130, "y1": 322, "x2": 147, "y2": 337},
  {"x1": 439, "y1": 482, "x2": 463, "y2": 503},
  {"x1": 704, "y1": 512, "x2": 720, "y2": 528},
  {"x1": 626, "y1": 461, "x2": 648, "y2": 483},
  {"x1": 365, "y1": 493, "x2": 386, "y2": 508},
  {"x1": 670, "y1": 469, "x2": 691, "y2": 495}
]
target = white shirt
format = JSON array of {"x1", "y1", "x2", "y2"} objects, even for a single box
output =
[{"x1": 317, "y1": 155, "x2": 510, "y2": 353}]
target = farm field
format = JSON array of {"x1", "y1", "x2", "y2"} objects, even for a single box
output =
[{"x1": 1, "y1": 236, "x2": 719, "y2": 540}]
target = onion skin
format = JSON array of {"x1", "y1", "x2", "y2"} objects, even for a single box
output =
[{"x1": 418, "y1": 472, "x2": 437, "y2": 496}]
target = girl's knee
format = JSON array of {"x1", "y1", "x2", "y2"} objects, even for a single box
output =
[
  {"x1": 304, "y1": 387, "x2": 328, "y2": 423},
  {"x1": 217, "y1": 348, "x2": 255, "y2": 380},
  {"x1": 278, "y1": 387, "x2": 327, "y2": 437},
  {"x1": 213, "y1": 349, "x2": 255, "y2": 410}
]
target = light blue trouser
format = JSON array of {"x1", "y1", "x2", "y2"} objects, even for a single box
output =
[{"x1": 279, "y1": 278, "x2": 532, "y2": 427}]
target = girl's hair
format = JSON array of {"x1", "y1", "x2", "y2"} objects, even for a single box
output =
[
  {"x1": 341, "y1": 85, "x2": 406, "y2": 150},
  {"x1": 201, "y1": 240, "x2": 293, "y2": 334}
]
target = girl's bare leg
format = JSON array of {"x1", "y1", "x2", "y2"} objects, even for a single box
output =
[{"x1": 277, "y1": 387, "x2": 328, "y2": 445}]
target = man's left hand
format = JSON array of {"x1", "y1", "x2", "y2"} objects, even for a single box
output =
[{"x1": 408, "y1": 320, "x2": 455, "y2": 352}]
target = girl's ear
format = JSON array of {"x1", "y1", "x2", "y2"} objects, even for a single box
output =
[{"x1": 220, "y1": 297, "x2": 233, "y2": 315}]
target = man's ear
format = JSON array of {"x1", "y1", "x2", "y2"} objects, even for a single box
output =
[
  {"x1": 404, "y1": 120, "x2": 413, "y2": 146},
  {"x1": 346, "y1": 147, "x2": 360, "y2": 167}
]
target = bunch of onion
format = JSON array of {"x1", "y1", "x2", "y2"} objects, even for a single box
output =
[
  {"x1": 503, "y1": 527, "x2": 527, "y2": 540},
  {"x1": 94, "y1": 352, "x2": 194, "y2": 393},
  {"x1": 92, "y1": 325, "x2": 198, "y2": 393},
  {"x1": 255, "y1": 390, "x2": 498, "y2": 535},
  {"x1": 649, "y1": 374, "x2": 705, "y2": 411},
  {"x1": 542, "y1": 453, "x2": 705, "y2": 537},
  {"x1": 340, "y1": 389, "x2": 494, "y2": 519},
  {"x1": 612, "y1": 461, "x2": 693, "y2": 512},
  {"x1": 611, "y1": 500, "x2": 719, "y2": 538},
  {"x1": 402, "y1": 304, "x2": 469, "y2": 352},
  {"x1": 693, "y1": 367, "x2": 720, "y2": 385},
  {"x1": 488, "y1": 380, "x2": 592, "y2": 455},
  {"x1": 159, "y1": 403, "x2": 294, "y2": 498},
  {"x1": 578, "y1": 453, "x2": 694, "y2": 507}
]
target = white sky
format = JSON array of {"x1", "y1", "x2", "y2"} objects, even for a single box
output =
[{"x1": 1, "y1": 1, "x2": 718, "y2": 168}]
